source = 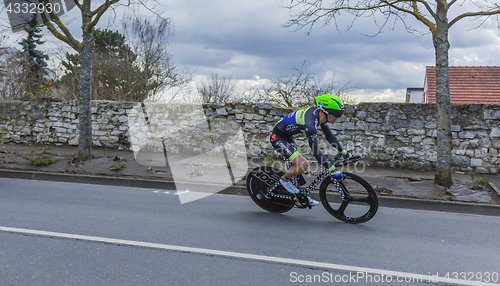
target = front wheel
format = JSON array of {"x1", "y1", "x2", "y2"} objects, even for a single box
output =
[{"x1": 319, "y1": 172, "x2": 378, "y2": 224}]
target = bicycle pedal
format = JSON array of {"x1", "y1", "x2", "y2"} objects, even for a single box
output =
[{"x1": 295, "y1": 193, "x2": 309, "y2": 209}]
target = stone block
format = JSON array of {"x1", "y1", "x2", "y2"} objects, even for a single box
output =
[
  {"x1": 459, "y1": 131, "x2": 475, "y2": 139},
  {"x1": 356, "y1": 111, "x2": 367, "y2": 118},
  {"x1": 355, "y1": 122, "x2": 368, "y2": 131},
  {"x1": 452, "y1": 155, "x2": 470, "y2": 166},
  {"x1": 470, "y1": 158, "x2": 483, "y2": 167},
  {"x1": 408, "y1": 128, "x2": 425, "y2": 135},
  {"x1": 474, "y1": 148, "x2": 488, "y2": 158},
  {"x1": 256, "y1": 103, "x2": 273, "y2": 110},
  {"x1": 409, "y1": 119, "x2": 424, "y2": 129},
  {"x1": 424, "y1": 121, "x2": 437, "y2": 129},
  {"x1": 484, "y1": 109, "x2": 500, "y2": 119},
  {"x1": 490, "y1": 127, "x2": 500, "y2": 138},
  {"x1": 342, "y1": 122, "x2": 355, "y2": 130},
  {"x1": 397, "y1": 136, "x2": 410, "y2": 143},
  {"x1": 398, "y1": 147, "x2": 415, "y2": 154},
  {"x1": 216, "y1": 108, "x2": 228, "y2": 116},
  {"x1": 109, "y1": 136, "x2": 120, "y2": 143}
]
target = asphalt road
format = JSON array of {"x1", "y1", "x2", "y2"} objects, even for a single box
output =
[{"x1": 1, "y1": 178, "x2": 500, "y2": 286}]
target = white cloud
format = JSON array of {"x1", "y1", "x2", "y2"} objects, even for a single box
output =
[
  {"x1": 3, "y1": 0, "x2": 500, "y2": 103},
  {"x1": 354, "y1": 89, "x2": 407, "y2": 103}
]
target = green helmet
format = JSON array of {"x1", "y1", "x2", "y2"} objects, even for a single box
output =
[{"x1": 315, "y1": 94, "x2": 344, "y2": 117}]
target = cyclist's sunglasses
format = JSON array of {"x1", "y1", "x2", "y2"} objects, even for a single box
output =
[{"x1": 325, "y1": 109, "x2": 344, "y2": 118}]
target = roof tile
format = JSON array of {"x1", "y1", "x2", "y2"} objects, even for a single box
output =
[{"x1": 425, "y1": 66, "x2": 500, "y2": 104}]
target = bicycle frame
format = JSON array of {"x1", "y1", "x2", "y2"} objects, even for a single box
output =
[{"x1": 266, "y1": 157, "x2": 330, "y2": 197}]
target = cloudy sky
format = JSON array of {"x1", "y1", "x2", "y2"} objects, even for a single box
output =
[{"x1": 2, "y1": 0, "x2": 500, "y2": 102}]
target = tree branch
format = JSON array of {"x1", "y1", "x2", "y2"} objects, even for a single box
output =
[
  {"x1": 90, "y1": 0, "x2": 121, "y2": 28},
  {"x1": 449, "y1": 8, "x2": 500, "y2": 27},
  {"x1": 286, "y1": 0, "x2": 438, "y2": 33},
  {"x1": 72, "y1": 0, "x2": 83, "y2": 11},
  {"x1": 38, "y1": 0, "x2": 81, "y2": 51},
  {"x1": 378, "y1": 0, "x2": 436, "y2": 30}
]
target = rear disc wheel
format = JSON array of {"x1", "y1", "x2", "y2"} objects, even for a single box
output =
[{"x1": 246, "y1": 166, "x2": 294, "y2": 213}]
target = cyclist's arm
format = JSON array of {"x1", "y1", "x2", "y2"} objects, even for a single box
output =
[
  {"x1": 321, "y1": 123, "x2": 344, "y2": 151},
  {"x1": 306, "y1": 131, "x2": 333, "y2": 171}
]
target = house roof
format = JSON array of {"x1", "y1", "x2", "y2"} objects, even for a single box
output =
[{"x1": 425, "y1": 66, "x2": 500, "y2": 104}]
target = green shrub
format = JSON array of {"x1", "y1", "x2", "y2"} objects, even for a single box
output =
[
  {"x1": 476, "y1": 177, "x2": 491, "y2": 186},
  {"x1": 23, "y1": 156, "x2": 56, "y2": 166},
  {"x1": 107, "y1": 162, "x2": 128, "y2": 171}
]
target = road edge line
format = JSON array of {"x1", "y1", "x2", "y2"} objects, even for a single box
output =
[{"x1": 0, "y1": 226, "x2": 495, "y2": 286}]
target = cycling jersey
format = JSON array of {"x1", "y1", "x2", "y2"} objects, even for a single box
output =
[{"x1": 271, "y1": 107, "x2": 343, "y2": 170}]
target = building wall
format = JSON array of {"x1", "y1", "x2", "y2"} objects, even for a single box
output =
[{"x1": 405, "y1": 88, "x2": 424, "y2": 103}]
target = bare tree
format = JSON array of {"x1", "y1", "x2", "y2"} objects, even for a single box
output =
[
  {"x1": 0, "y1": 49, "x2": 29, "y2": 100},
  {"x1": 37, "y1": 0, "x2": 164, "y2": 161},
  {"x1": 36, "y1": 0, "x2": 121, "y2": 161},
  {"x1": 286, "y1": 0, "x2": 500, "y2": 187},
  {"x1": 198, "y1": 73, "x2": 237, "y2": 104},
  {"x1": 252, "y1": 61, "x2": 353, "y2": 108},
  {"x1": 123, "y1": 15, "x2": 192, "y2": 102}
]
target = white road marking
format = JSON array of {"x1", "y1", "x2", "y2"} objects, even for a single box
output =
[
  {"x1": 0, "y1": 226, "x2": 495, "y2": 286},
  {"x1": 152, "y1": 190, "x2": 191, "y2": 195}
]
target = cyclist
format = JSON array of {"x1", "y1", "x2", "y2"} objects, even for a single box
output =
[{"x1": 270, "y1": 94, "x2": 353, "y2": 207}]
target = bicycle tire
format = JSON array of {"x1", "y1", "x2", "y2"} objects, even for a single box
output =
[
  {"x1": 319, "y1": 172, "x2": 378, "y2": 224},
  {"x1": 246, "y1": 166, "x2": 295, "y2": 213}
]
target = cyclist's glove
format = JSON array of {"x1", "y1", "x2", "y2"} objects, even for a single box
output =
[
  {"x1": 331, "y1": 170, "x2": 344, "y2": 181},
  {"x1": 341, "y1": 150, "x2": 353, "y2": 160},
  {"x1": 334, "y1": 153, "x2": 343, "y2": 161}
]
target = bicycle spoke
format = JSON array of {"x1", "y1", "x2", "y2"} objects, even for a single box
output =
[
  {"x1": 319, "y1": 172, "x2": 378, "y2": 224},
  {"x1": 337, "y1": 201, "x2": 349, "y2": 216},
  {"x1": 337, "y1": 184, "x2": 352, "y2": 202}
]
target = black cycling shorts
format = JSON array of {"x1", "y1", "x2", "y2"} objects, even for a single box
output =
[{"x1": 270, "y1": 132, "x2": 301, "y2": 161}]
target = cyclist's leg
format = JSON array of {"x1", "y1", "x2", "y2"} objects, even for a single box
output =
[
  {"x1": 270, "y1": 134, "x2": 309, "y2": 177},
  {"x1": 271, "y1": 134, "x2": 297, "y2": 168},
  {"x1": 270, "y1": 134, "x2": 318, "y2": 206},
  {"x1": 283, "y1": 148, "x2": 318, "y2": 206},
  {"x1": 289, "y1": 153, "x2": 318, "y2": 206},
  {"x1": 284, "y1": 153, "x2": 308, "y2": 179},
  {"x1": 270, "y1": 134, "x2": 308, "y2": 194},
  {"x1": 283, "y1": 137, "x2": 309, "y2": 178},
  {"x1": 281, "y1": 139, "x2": 318, "y2": 207}
]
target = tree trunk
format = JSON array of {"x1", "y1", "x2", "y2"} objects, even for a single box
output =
[
  {"x1": 433, "y1": 2, "x2": 453, "y2": 187},
  {"x1": 77, "y1": 22, "x2": 93, "y2": 161}
]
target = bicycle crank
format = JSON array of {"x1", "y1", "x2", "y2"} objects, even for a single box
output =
[{"x1": 295, "y1": 193, "x2": 310, "y2": 209}]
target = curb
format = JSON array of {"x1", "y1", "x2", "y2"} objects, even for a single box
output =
[
  {"x1": 1, "y1": 169, "x2": 499, "y2": 217},
  {"x1": 377, "y1": 196, "x2": 500, "y2": 217},
  {"x1": 488, "y1": 182, "x2": 500, "y2": 198},
  {"x1": 0, "y1": 169, "x2": 246, "y2": 195}
]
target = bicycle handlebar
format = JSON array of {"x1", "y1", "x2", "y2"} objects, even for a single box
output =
[{"x1": 333, "y1": 155, "x2": 362, "y2": 167}]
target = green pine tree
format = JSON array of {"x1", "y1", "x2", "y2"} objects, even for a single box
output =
[
  {"x1": 19, "y1": 15, "x2": 49, "y2": 99},
  {"x1": 59, "y1": 28, "x2": 143, "y2": 101}
]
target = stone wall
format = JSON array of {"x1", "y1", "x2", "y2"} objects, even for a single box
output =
[{"x1": 0, "y1": 100, "x2": 499, "y2": 174}]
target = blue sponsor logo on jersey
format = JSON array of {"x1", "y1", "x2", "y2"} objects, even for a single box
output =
[{"x1": 283, "y1": 111, "x2": 298, "y2": 125}]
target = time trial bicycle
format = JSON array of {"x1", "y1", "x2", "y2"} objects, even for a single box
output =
[{"x1": 246, "y1": 156, "x2": 378, "y2": 224}]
